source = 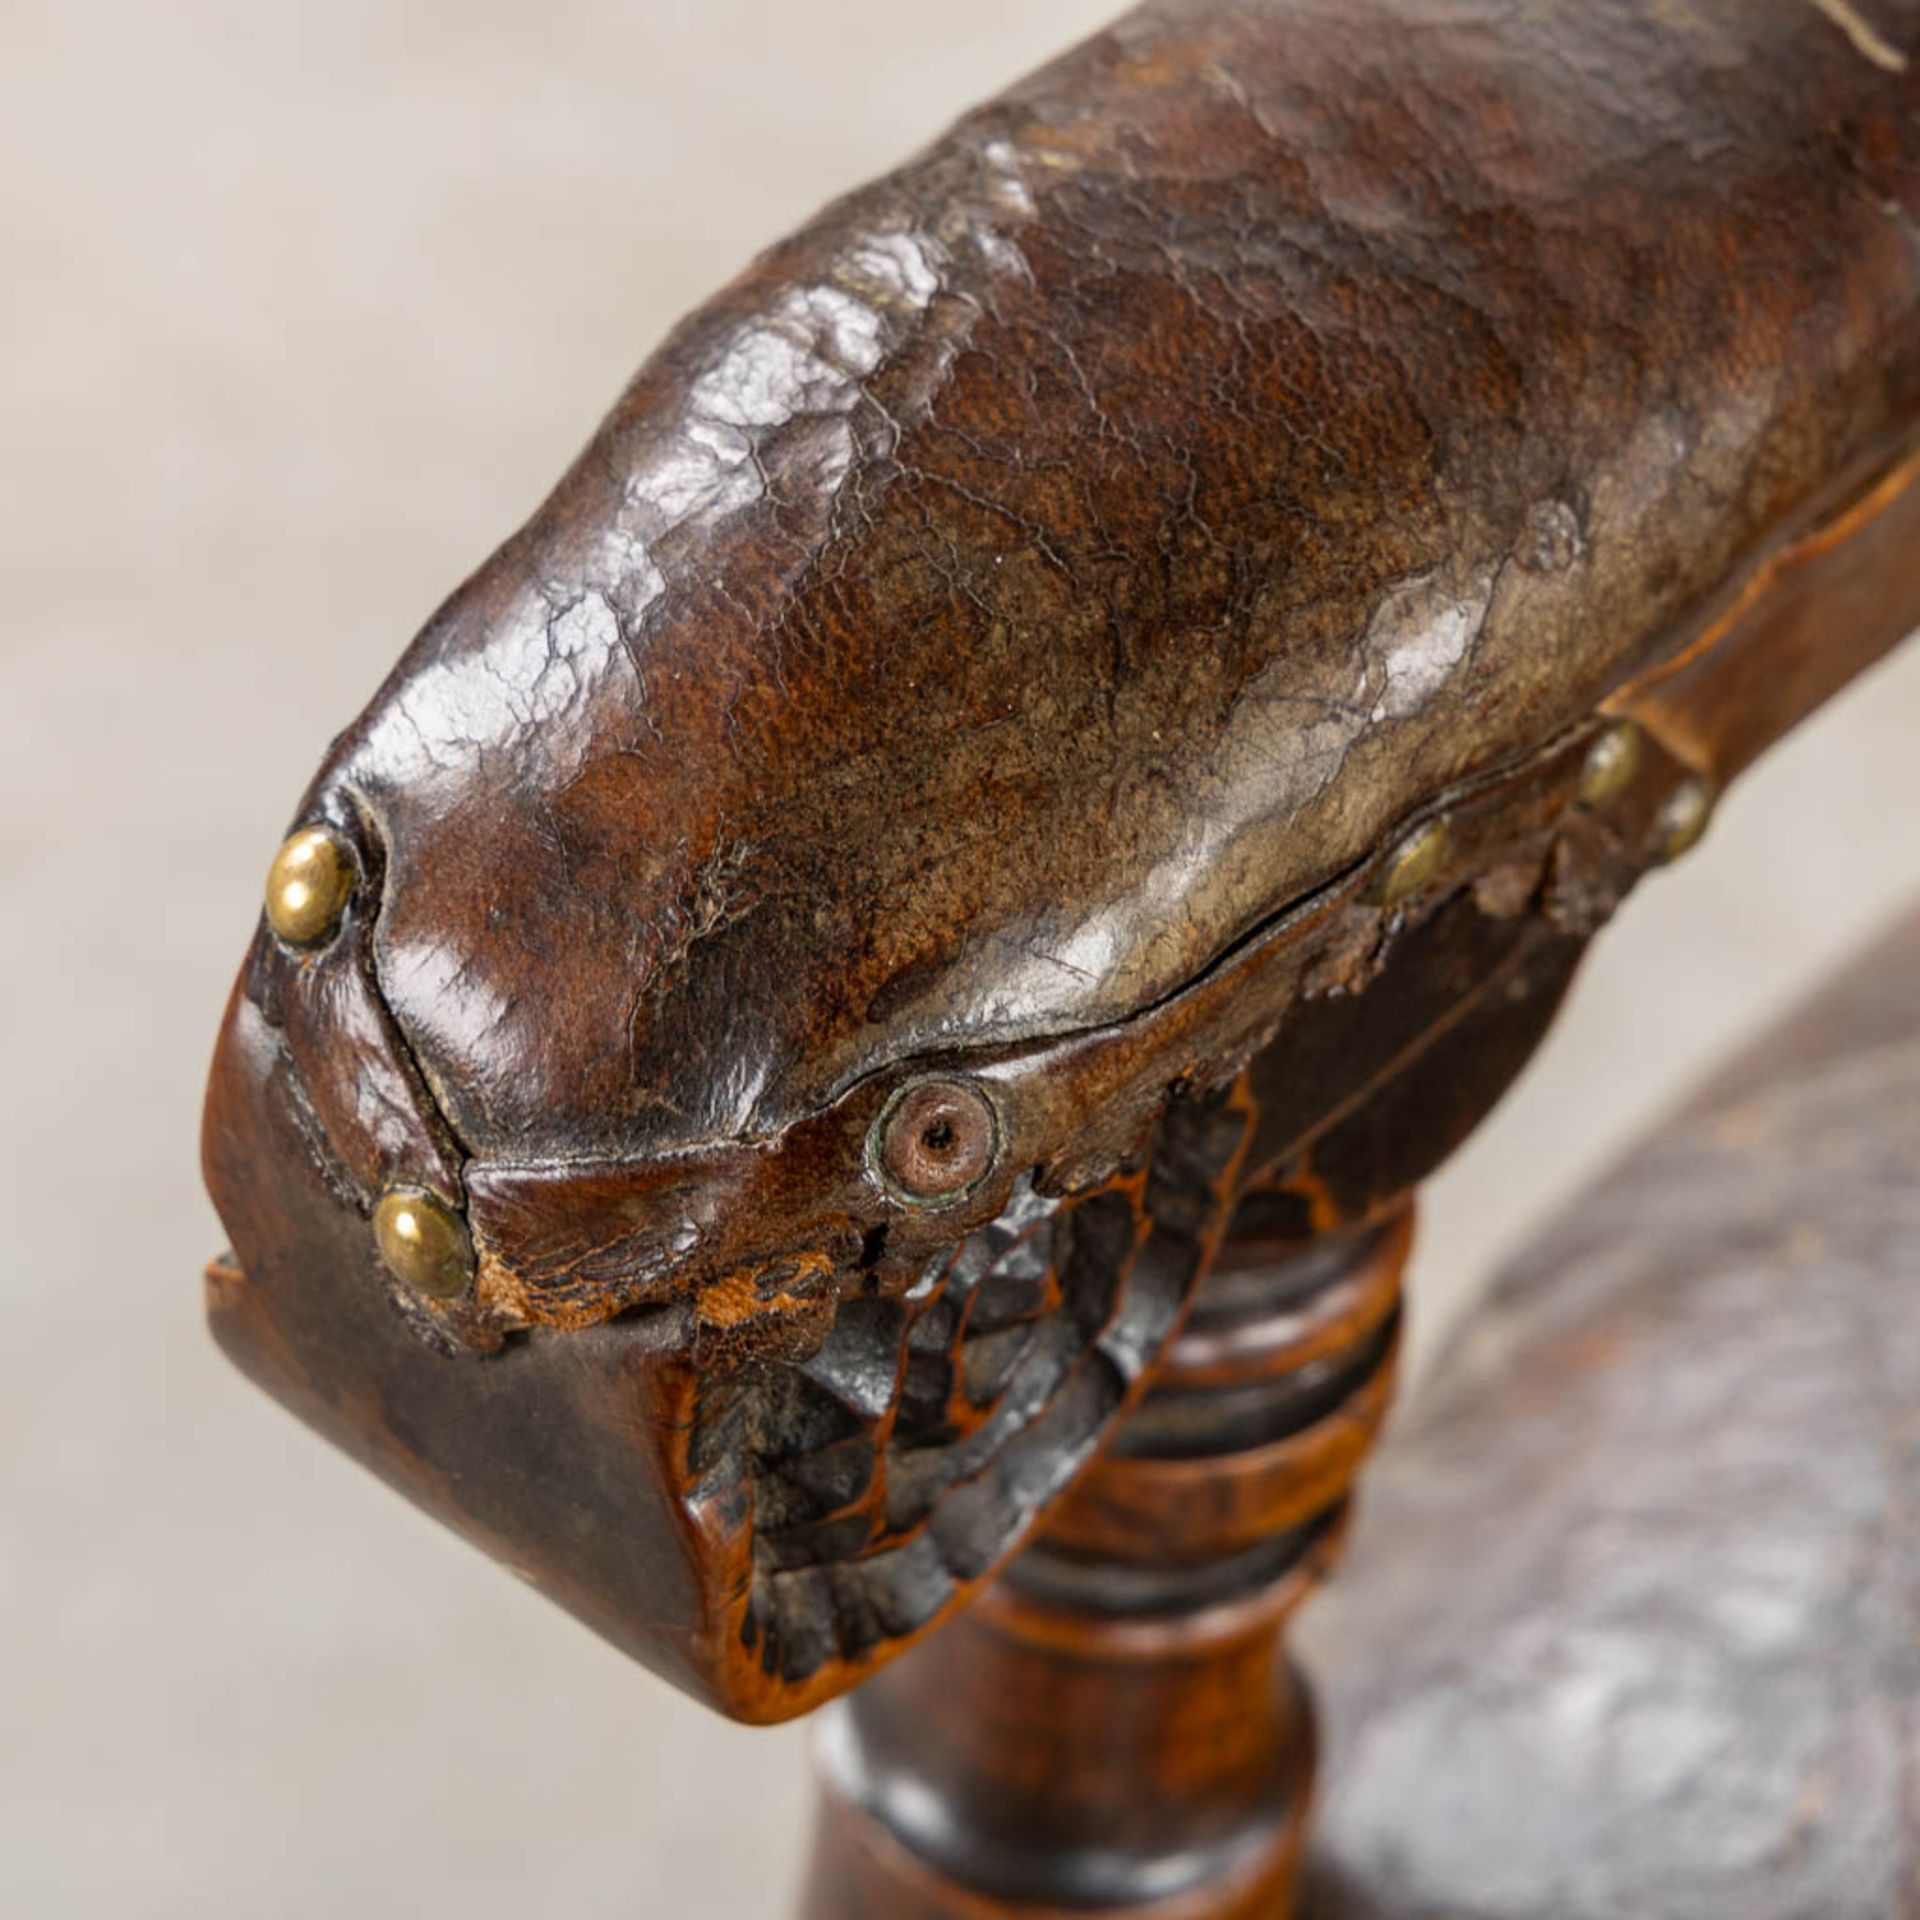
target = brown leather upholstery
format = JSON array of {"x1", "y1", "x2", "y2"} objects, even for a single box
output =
[
  {"x1": 1303, "y1": 903, "x2": 1920, "y2": 1917},
  {"x1": 205, "y1": 0, "x2": 1920, "y2": 1725}
]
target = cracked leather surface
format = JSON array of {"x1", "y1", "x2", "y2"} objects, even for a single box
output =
[
  {"x1": 309, "y1": 0, "x2": 1920, "y2": 1164},
  {"x1": 202, "y1": 0, "x2": 1920, "y2": 1717}
]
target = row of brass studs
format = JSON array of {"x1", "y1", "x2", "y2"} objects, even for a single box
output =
[
  {"x1": 264, "y1": 824, "x2": 477, "y2": 1303},
  {"x1": 1367, "y1": 719, "x2": 1716, "y2": 912},
  {"x1": 263, "y1": 716, "x2": 1714, "y2": 1307}
]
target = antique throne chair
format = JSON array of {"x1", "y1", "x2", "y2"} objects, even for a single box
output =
[{"x1": 201, "y1": 1, "x2": 1920, "y2": 1911}]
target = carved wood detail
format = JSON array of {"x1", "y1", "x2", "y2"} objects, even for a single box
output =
[{"x1": 802, "y1": 1208, "x2": 1411, "y2": 1916}]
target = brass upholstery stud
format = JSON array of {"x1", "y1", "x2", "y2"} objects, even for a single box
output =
[
  {"x1": 1577, "y1": 720, "x2": 1641, "y2": 809},
  {"x1": 373, "y1": 1187, "x2": 476, "y2": 1300},
  {"x1": 1368, "y1": 817, "x2": 1451, "y2": 909},
  {"x1": 1650, "y1": 776, "x2": 1716, "y2": 864},
  {"x1": 264, "y1": 825, "x2": 355, "y2": 948}
]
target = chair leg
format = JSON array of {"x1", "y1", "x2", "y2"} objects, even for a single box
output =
[{"x1": 801, "y1": 1206, "x2": 1412, "y2": 1917}]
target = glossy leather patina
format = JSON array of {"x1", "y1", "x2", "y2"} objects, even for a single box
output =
[{"x1": 204, "y1": 0, "x2": 1920, "y2": 1720}]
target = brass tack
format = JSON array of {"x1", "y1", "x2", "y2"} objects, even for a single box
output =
[
  {"x1": 1368, "y1": 817, "x2": 1451, "y2": 909},
  {"x1": 264, "y1": 825, "x2": 355, "y2": 948},
  {"x1": 372, "y1": 1187, "x2": 475, "y2": 1300},
  {"x1": 1576, "y1": 720, "x2": 1641, "y2": 810},
  {"x1": 1650, "y1": 776, "x2": 1716, "y2": 865}
]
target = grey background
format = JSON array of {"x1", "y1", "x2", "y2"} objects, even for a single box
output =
[{"x1": 3, "y1": 3, "x2": 1916, "y2": 1914}]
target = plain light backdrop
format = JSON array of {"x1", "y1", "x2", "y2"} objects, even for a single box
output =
[{"x1": 3, "y1": 3, "x2": 1917, "y2": 1915}]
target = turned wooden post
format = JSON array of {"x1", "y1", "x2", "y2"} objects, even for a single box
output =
[{"x1": 804, "y1": 1207, "x2": 1409, "y2": 1916}]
